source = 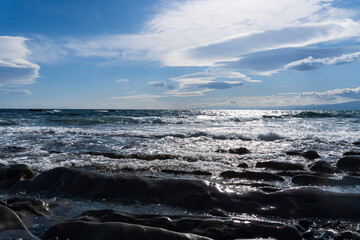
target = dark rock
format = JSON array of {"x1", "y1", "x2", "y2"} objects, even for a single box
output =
[
  {"x1": 298, "y1": 219, "x2": 311, "y2": 229},
  {"x1": 28, "y1": 109, "x2": 42, "y2": 112},
  {"x1": 286, "y1": 150, "x2": 320, "y2": 160},
  {"x1": 220, "y1": 171, "x2": 284, "y2": 181},
  {"x1": 12, "y1": 167, "x2": 220, "y2": 210},
  {"x1": 77, "y1": 210, "x2": 301, "y2": 240},
  {"x1": 207, "y1": 208, "x2": 228, "y2": 217},
  {"x1": 292, "y1": 174, "x2": 360, "y2": 186},
  {"x1": 237, "y1": 163, "x2": 248, "y2": 168},
  {"x1": 344, "y1": 151, "x2": 360, "y2": 156},
  {"x1": 336, "y1": 231, "x2": 360, "y2": 240},
  {"x1": 277, "y1": 171, "x2": 310, "y2": 177},
  {"x1": 337, "y1": 156, "x2": 360, "y2": 171},
  {"x1": 0, "y1": 164, "x2": 34, "y2": 188},
  {"x1": 9, "y1": 167, "x2": 360, "y2": 220},
  {"x1": 42, "y1": 221, "x2": 211, "y2": 240},
  {"x1": 215, "y1": 148, "x2": 228, "y2": 153},
  {"x1": 259, "y1": 187, "x2": 281, "y2": 193},
  {"x1": 353, "y1": 142, "x2": 360, "y2": 145},
  {"x1": 303, "y1": 229, "x2": 315, "y2": 239},
  {"x1": 228, "y1": 147, "x2": 251, "y2": 155},
  {"x1": 48, "y1": 150, "x2": 63, "y2": 154},
  {"x1": 161, "y1": 169, "x2": 211, "y2": 176},
  {"x1": 87, "y1": 152, "x2": 180, "y2": 161},
  {"x1": 1, "y1": 197, "x2": 50, "y2": 217},
  {"x1": 0, "y1": 205, "x2": 36, "y2": 239},
  {"x1": 256, "y1": 161, "x2": 304, "y2": 171},
  {"x1": 309, "y1": 160, "x2": 337, "y2": 173}
]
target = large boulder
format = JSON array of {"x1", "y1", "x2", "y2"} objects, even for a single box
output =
[
  {"x1": 76, "y1": 210, "x2": 301, "y2": 240},
  {"x1": 337, "y1": 156, "x2": 360, "y2": 171},
  {"x1": 256, "y1": 161, "x2": 304, "y2": 171},
  {"x1": 0, "y1": 205, "x2": 36, "y2": 239},
  {"x1": 0, "y1": 164, "x2": 34, "y2": 188},
  {"x1": 42, "y1": 221, "x2": 212, "y2": 240}
]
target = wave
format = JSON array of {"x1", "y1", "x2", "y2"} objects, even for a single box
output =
[
  {"x1": 258, "y1": 132, "x2": 284, "y2": 141},
  {"x1": 0, "y1": 118, "x2": 18, "y2": 126},
  {"x1": 293, "y1": 111, "x2": 360, "y2": 119}
]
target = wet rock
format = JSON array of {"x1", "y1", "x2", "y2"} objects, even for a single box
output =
[
  {"x1": 77, "y1": 210, "x2": 301, "y2": 240},
  {"x1": 28, "y1": 109, "x2": 42, "y2": 112},
  {"x1": 334, "y1": 231, "x2": 360, "y2": 240},
  {"x1": 303, "y1": 229, "x2": 315, "y2": 239},
  {"x1": 353, "y1": 141, "x2": 360, "y2": 145},
  {"x1": 309, "y1": 160, "x2": 337, "y2": 174},
  {"x1": 228, "y1": 147, "x2": 251, "y2": 155},
  {"x1": 0, "y1": 164, "x2": 34, "y2": 188},
  {"x1": 286, "y1": 150, "x2": 320, "y2": 160},
  {"x1": 9, "y1": 167, "x2": 360, "y2": 220},
  {"x1": 215, "y1": 148, "x2": 228, "y2": 153},
  {"x1": 0, "y1": 205, "x2": 36, "y2": 239},
  {"x1": 87, "y1": 151, "x2": 184, "y2": 161},
  {"x1": 220, "y1": 171, "x2": 285, "y2": 181},
  {"x1": 1, "y1": 197, "x2": 50, "y2": 217},
  {"x1": 256, "y1": 161, "x2": 304, "y2": 171},
  {"x1": 292, "y1": 174, "x2": 360, "y2": 186},
  {"x1": 298, "y1": 219, "x2": 311, "y2": 230},
  {"x1": 277, "y1": 171, "x2": 310, "y2": 177},
  {"x1": 337, "y1": 156, "x2": 360, "y2": 171},
  {"x1": 237, "y1": 163, "x2": 248, "y2": 168},
  {"x1": 12, "y1": 167, "x2": 220, "y2": 210},
  {"x1": 161, "y1": 169, "x2": 211, "y2": 176},
  {"x1": 42, "y1": 221, "x2": 212, "y2": 240},
  {"x1": 207, "y1": 208, "x2": 228, "y2": 217},
  {"x1": 344, "y1": 151, "x2": 360, "y2": 156}
]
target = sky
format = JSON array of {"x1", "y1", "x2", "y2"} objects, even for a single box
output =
[{"x1": 1, "y1": 0, "x2": 360, "y2": 109}]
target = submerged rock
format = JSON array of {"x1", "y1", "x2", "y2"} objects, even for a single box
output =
[
  {"x1": 1, "y1": 197, "x2": 50, "y2": 217},
  {"x1": 74, "y1": 210, "x2": 301, "y2": 240},
  {"x1": 292, "y1": 174, "x2": 360, "y2": 186},
  {"x1": 286, "y1": 150, "x2": 320, "y2": 160},
  {"x1": 228, "y1": 147, "x2": 251, "y2": 155},
  {"x1": 256, "y1": 161, "x2": 304, "y2": 171},
  {"x1": 0, "y1": 205, "x2": 36, "y2": 239},
  {"x1": 161, "y1": 169, "x2": 212, "y2": 176},
  {"x1": 220, "y1": 170, "x2": 285, "y2": 181},
  {"x1": 337, "y1": 156, "x2": 360, "y2": 171},
  {"x1": 42, "y1": 221, "x2": 211, "y2": 240},
  {"x1": 309, "y1": 160, "x2": 338, "y2": 174},
  {"x1": 237, "y1": 163, "x2": 249, "y2": 168},
  {"x1": 343, "y1": 151, "x2": 360, "y2": 156}
]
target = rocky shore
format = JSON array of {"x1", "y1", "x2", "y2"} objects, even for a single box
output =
[{"x1": 1, "y1": 149, "x2": 360, "y2": 239}]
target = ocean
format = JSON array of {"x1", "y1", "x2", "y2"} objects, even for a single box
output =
[{"x1": 1, "y1": 109, "x2": 360, "y2": 239}]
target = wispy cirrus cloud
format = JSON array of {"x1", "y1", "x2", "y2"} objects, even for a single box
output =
[
  {"x1": 0, "y1": 36, "x2": 40, "y2": 87},
  {"x1": 115, "y1": 78, "x2": 129, "y2": 83},
  {"x1": 65, "y1": 0, "x2": 360, "y2": 68},
  {"x1": 0, "y1": 89, "x2": 32, "y2": 95}
]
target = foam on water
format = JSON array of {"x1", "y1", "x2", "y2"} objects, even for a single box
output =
[{"x1": 1, "y1": 109, "x2": 360, "y2": 194}]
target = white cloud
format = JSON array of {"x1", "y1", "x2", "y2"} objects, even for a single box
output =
[
  {"x1": 66, "y1": 0, "x2": 360, "y2": 68},
  {"x1": 285, "y1": 52, "x2": 360, "y2": 71},
  {"x1": 115, "y1": 78, "x2": 129, "y2": 83},
  {"x1": 300, "y1": 87, "x2": 360, "y2": 100},
  {"x1": 111, "y1": 94, "x2": 165, "y2": 100},
  {"x1": 0, "y1": 89, "x2": 32, "y2": 95},
  {"x1": 0, "y1": 36, "x2": 40, "y2": 87},
  {"x1": 148, "y1": 81, "x2": 166, "y2": 88}
]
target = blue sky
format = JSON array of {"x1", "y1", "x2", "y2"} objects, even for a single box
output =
[{"x1": 1, "y1": 0, "x2": 360, "y2": 109}]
